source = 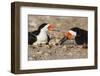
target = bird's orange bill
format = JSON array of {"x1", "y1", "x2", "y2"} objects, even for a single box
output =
[
  {"x1": 59, "y1": 36, "x2": 67, "y2": 45},
  {"x1": 48, "y1": 24, "x2": 54, "y2": 31},
  {"x1": 65, "y1": 32, "x2": 73, "y2": 40}
]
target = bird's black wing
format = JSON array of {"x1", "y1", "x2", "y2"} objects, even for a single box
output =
[
  {"x1": 75, "y1": 30, "x2": 88, "y2": 45},
  {"x1": 31, "y1": 30, "x2": 40, "y2": 35},
  {"x1": 28, "y1": 32, "x2": 37, "y2": 45}
]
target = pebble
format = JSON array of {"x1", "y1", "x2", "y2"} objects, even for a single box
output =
[
  {"x1": 32, "y1": 54, "x2": 36, "y2": 57},
  {"x1": 46, "y1": 45, "x2": 52, "y2": 49},
  {"x1": 44, "y1": 53, "x2": 49, "y2": 56},
  {"x1": 55, "y1": 39, "x2": 60, "y2": 44},
  {"x1": 36, "y1": 51, "x2": 43, "y2": 55},
  {"x1": 62, "y1": 45, "x2": 67, "y2": 49}
]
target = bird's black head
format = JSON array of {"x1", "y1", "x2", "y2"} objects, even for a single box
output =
[
  {"x1": 70, "y1": 27, "x2": 81, "y2": 33},
  {"x1": 38, "y1": 23, "x2": 48, "y2": 31}
]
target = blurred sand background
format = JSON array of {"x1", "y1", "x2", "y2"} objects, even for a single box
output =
[{"x1": 28, "y1": 15, "x2": 88, "y2": 61}]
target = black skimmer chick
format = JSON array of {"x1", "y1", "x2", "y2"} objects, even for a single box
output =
[
  {"x1": 28, "y1": 23, "x2": 54, "y2": 45},
  {"x1": 58, "y1": 27, "x2": 88, "y2": 48}
]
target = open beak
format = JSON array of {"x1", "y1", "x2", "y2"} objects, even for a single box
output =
[
  {"x1": 48, "y1": 24, "x2": 54, "y2": 31},
  {"x1": 65, "y1": 32, "x2": 73, "y2": 40}
]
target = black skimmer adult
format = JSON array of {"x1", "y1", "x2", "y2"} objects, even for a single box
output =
[
  {"x1": 59, "y1": 27, "x2": 88, "y2": 47},
  {"x1": 28, "y1": 23, "x2": 54, "y2": 45}
]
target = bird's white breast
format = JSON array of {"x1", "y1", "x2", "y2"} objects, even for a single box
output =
[
  {"x1": 33, "y1": 30, "x2": 48, "y2": 45},
  {"x1": 37, "y1": 31, "x2": 47, "y2": 41}
]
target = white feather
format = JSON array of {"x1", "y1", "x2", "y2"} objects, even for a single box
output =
[
  {"x1": 33, "y1": 24, "x2": 49, "y2": 45},
  {"x1": 69, "y1": 30, "x2": 77, "y2": 37}
]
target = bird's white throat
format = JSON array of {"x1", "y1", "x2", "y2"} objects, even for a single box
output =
[{"x1": 69, "y1": 30, "x2": 77, "y2": 37}]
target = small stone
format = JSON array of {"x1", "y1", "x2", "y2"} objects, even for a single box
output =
[
  {"x1": 46, "y1": 45, "x2": 52, "y2": 48},
  {"x1": 44, "y1": 53, "x2": 49, "y2": 56},
  {"x1": 36, "y1": 51, "x2": 43, "y2": 55},
  {"x1": 55, "y1": 39, "x2": 60, "y2": 44},
  {"x1": 49, "y1": 41, "x2": 56, "y2": 46},
  {"x1": 62, "y1": 45, "x2": 67, "y2": 49},
  {"x1": 32, "y1": 54, "x2": 36, "y2": 57}
]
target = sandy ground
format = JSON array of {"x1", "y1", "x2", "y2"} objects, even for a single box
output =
[{"x1": 28, "y1": 15, "x2": 88, "y2": 61}]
